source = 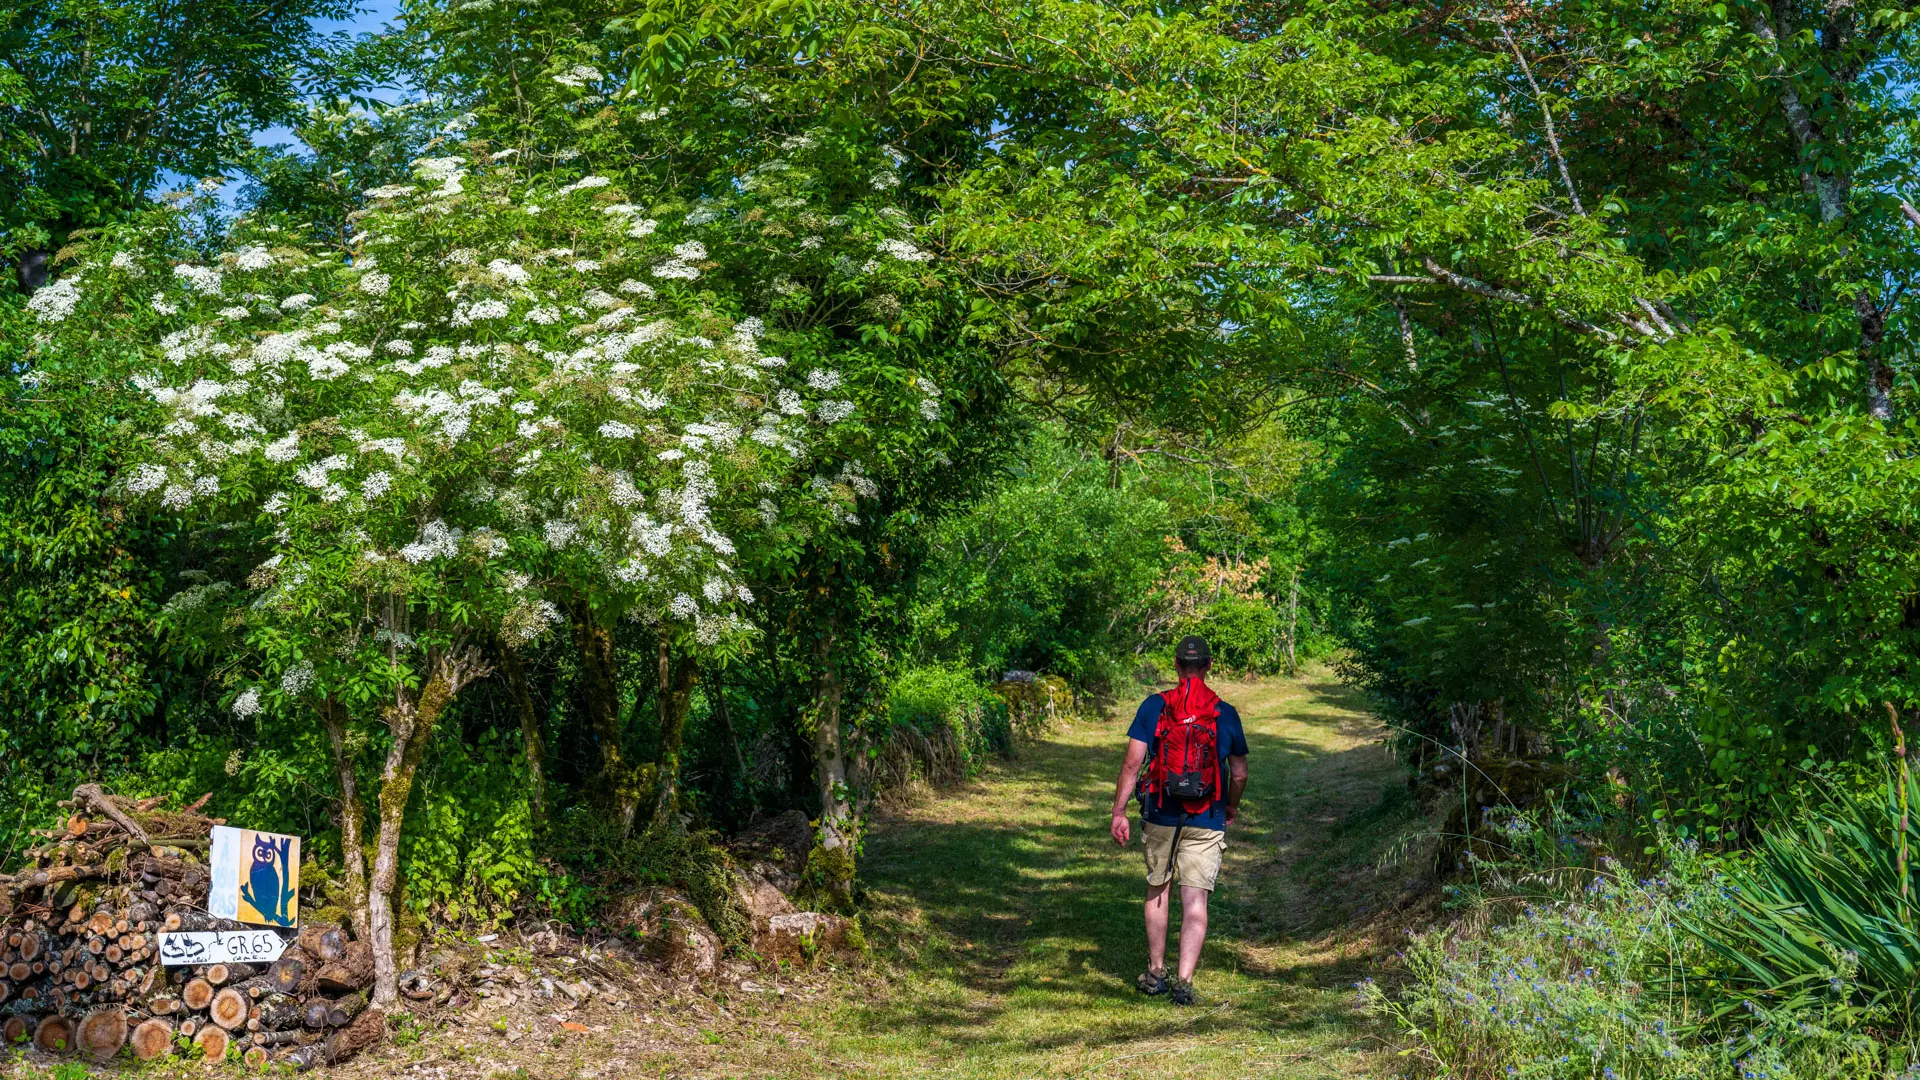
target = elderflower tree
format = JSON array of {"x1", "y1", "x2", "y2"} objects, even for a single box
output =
[{"x1": 23, "y1": 146, "x2": 942, "y2": 1004}]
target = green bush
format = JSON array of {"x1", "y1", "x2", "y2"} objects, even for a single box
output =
[{"x1": 883, "y1": 664, "x2": 1013, "y2": 787}]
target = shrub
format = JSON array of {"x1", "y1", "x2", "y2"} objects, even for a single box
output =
[
  {"x1": 881, "y1": 664, "x2": 1013, "y2": 788},
  {"x1": 1364, "y1": 829, "x2": 1899, "y2": 1079}
]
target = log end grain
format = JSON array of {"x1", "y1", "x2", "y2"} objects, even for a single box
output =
[
  {"x1": 210, "y1": 986, "x2": 249, "y2": 1031},
  {"x1": 76, "y1": 1007, "x2": 128, "y2": 1061},
  {"x1": 131, "y1": 1017, "x2": 174, "y2": 1061},
  {"x1": 193, "y1": 1023, "x2": 230, "y2": 1063},
  {"x1": 32, "y1": 1013, "x2": 76, "y2": 1054},
  {"x1": 182, "y1": 975, "x2": 214, "y2": 1011}
]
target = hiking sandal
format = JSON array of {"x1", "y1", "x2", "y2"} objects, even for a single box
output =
[
  {"x1": 1169, "y1": 978, "x2": 1195, "y2": 1006},
  {"x1": 1135, "y1": 969, "x2": 1169, "y2": 996}
]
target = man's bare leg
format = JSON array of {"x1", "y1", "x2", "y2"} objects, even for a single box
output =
[
  {"x1": 1175, "y1": 885, "x2": 1209, "y2": 982},
  {"x1": 1144, "y1": 880, "x2": 1172, "y2": 974}
]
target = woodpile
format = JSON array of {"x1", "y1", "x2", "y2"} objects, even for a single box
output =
[{"x1": 0, "y1": 787, "x2": 383, "y2": 1069}]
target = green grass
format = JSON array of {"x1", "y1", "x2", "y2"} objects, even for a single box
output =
[{"x1": 775, "y1": 673, "x2": 1411, "y2": 1079}]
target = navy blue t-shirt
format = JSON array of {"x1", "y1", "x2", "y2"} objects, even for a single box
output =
[{"x1": 1128, "y1": 692, "x2": 1248, "y2": 831}]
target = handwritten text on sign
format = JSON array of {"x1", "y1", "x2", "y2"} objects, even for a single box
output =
[{"x1": 158, "y1": 930, "x2": 289, "y2": 967}]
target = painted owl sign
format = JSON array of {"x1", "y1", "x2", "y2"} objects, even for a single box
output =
[{"x1": 207, "y1": 825, "x2": 300, "y2": 928}]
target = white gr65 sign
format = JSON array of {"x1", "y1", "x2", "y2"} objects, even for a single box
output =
[{"x1": 158, "y1": 929, "x2": 289, "y2": 967}]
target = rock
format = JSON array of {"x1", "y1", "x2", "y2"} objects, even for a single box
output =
[
  {"x1": 730, "y1": 810, "x2": 811, "y2": 880},
  {"x1": 731, "y1": 870, "x2": 796, "y2": 933},
  {"x1": 609, "y1": 888, "x2": 719, "y2": 978},
  {"x1": 758, "y1": 912, "x2": 855, "y2": 965}
]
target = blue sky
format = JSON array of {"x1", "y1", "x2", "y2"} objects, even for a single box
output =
[{"x1": 251, "y1": 0, "x2": 411, "y2": 153}]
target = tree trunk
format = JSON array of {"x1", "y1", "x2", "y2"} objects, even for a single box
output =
[
  {"x1": 368, "y1": 650, "x2": 487, "y2": 1009},
  {"x1": 1285, "y1": 568, "x2": 1300, "y2": 677},
  {"x1": 810, "y1": 634, "x2": 857, "y2": 910},
  {"x1": 496, "y1": 644, "x2": 547, "y2": 825},
  {"x1": 321, "y1": 699, "x2": 369, "y2": 940},
  {"x1": 575, "y1": 618, "x2": 641, "y2": 833},
  {"x1": 712, "y1": 674, "x2": 751, "y2": 800},
  {"x1": 651, "y1": 636, "x2": 698, "y2": 827}
]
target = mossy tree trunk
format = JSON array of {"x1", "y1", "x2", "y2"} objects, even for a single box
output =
[
  {"x1": 809, "y1": 631, "x2": 857, "y2": 910},
  {"x1": 651, "y1": 635, "x2": 698, "y2": 829},
  {"x1": 320, "y1": 697, "x2": 370, "y2": 939},
  {"x1": 496, "y1": 642, "x2": 547, "y2": 826},
  {"x1": 574, "y1": 615, "x2": 642, "y2": 834},
  {"x1": 368, "y1": 648, "x2": 488, "y2": 1008}
]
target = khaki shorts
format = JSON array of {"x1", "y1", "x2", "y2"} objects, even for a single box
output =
[{"x1": 1142, "y1": 822, "x2": 1225, "y2": 891}]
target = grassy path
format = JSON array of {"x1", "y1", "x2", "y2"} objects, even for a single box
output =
[{"x1": 799, "y1": 672, "x2": 1414, "y2": 1078}]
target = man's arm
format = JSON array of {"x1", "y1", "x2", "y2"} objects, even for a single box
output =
[
  {"x1": 1224, "y1": 755, "x2": 1248, "y2": 824},
  {"x1": 1110, "y1": 737, "x2": 1149, "y2": 845}
]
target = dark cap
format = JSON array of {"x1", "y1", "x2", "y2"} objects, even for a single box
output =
[{"x1": 1174, "y1": 635, "x2": 1211, "y2": 666}]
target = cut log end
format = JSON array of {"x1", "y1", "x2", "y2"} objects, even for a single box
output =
[
  {"x1": 33, "y1": 1014, "x2": 76, "y2": 1054},
  {"x1": 3, "y1": 1015, "x2": 30, "y2": 1045},
  {"x1": 182, "y1": 976, "x2": 214, "y2": 1011},
  {"x1": 131, "y1": 1018, "x2": 174, "y2": 1061},
  {"x1": 77, "y1": 1007, "x2": 129, "y2": 1061},
  {"x1": 211, "y1": 986, "x2": 249, "y2": 1031},
  {"x1": 244, "y1": 1046, "x2": 269, "y2": 1070},
  {"x1": 194, "y1": 1024, "x2": 230, "y2": 1063}
]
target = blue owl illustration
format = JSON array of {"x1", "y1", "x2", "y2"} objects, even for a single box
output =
[{"x1": 239, "y1": 833, "x2": 294, "y2": 925}]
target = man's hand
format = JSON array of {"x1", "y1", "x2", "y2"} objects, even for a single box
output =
[
  {"x1": 1110, "y1": 812, "x2": 1131, "y2": 846},
  {"x1": 1224, "y1": 802, "x2": 1239, "y2": 826}
]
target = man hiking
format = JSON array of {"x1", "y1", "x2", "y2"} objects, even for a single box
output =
[{"x1": 1109, "y1": 635, "x2": 1248, "y2": 1006}]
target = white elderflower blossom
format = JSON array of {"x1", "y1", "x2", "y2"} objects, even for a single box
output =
[
  {"x1": 487, "y1": 259, "x2": 531, "y2": 284},
  {"x1": 173, "y1": 264, "x2": 223, "y2": 295},
  {"x1": 308, "y1": 354, "x2": 349, "y2": 380},
  {"x1": 234, "y1": 246, "x2": 274, "y2": 271},
  {"x1": 871, "y1": 171, "x2": 901, "y2": 190},
  {"x1": 776, "y1": 388, "x2": 805, "y2": 415},
  {"x1": 281, "y1": 660, "x2": 315, "y2": 695},
  {"x1": 598, "y1": 420, "x2": 636, "y2": 439},
  {"x1": 161, "y1": 483, "x2": 193, "y2": 509},
  {"x1": 703, "y1": 577, "x2": 729, "y2": 604},
  {"x1": 151, "y1": 293, "x2": 180, "y2": 315},
  {"x1": 878, "y1": 238, "x2": 931, "y2": 262},
  {"x1": 806, "y1": 369, "x2": 842, "y2": 391},
  {"x1": 25, "y1": 279, "x2": 81, "y2": 323},
  {"x1": 385, "y1": 339, "x2": 414, "y2": 355},
  {"x1": 358, "y1": 272, "x2": 392, "y2": 297},
  {"x1": 279, "y1": 293, "x2": 315, "y2": 312},
  {"x1": 219, "y1": 306, "x2": 252, "y2": 320},
  {"x1": 126, "y1": 463, "x2": 169, "y2": 496},
  {"x1": 669, "y1": 593, "x2": 699, "y2": 620},
  {"x1": 264, "y1": 432, "x2": 301, "y2": 462},
  {"x1": 365, "y1": 184, "x2": 417, "y2": 200},
  {"x1": 919, "y1": 397, "x2": 942, "y2": 421},
  {"x1": 652, "y1": 260, "x2": 699, "y2": 281},
  {"x1": 552, "y1": 64, "x2": 603, "y2": 89},
  {"x1": 111, "y1": 251, "x2": 143, "y2": 274},
  {"x1": 524, "y1": 306, "x2": 561, "y2": 325},
  {"x1": 617, "y1": 278, "x2": 656, "y2": 297},
  {"x1": 400, "y1": 519, "x2": 463, "y2": 563},
  {"x1": 453, "y1": 299, "x2": 510, "y2": 325},
  {"x1": 362, "y1": 471, "x2": 393, "y2": 499},
  {"x1": 231, "y1": 688, "x2": 263, "y2": 718},
  {"x1": 672, "y1": 240, "x2": 708, "y2": 262},
  {"x1": 817, "y1": 400, "x2": 855, "y2": 422},
  {"x1": 543, "y1": 519, "x2": 579, "y2": 548},
  {"x1": 557, "y1": 175, "x2": 612, "y2": 196},
  {"x1": 627, "y1": 218, "x2": 658, "y2": 239}
]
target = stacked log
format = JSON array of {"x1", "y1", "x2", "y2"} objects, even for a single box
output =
[{"x1": 0, "y1": 787, "x2": 382, "y2": 1070}]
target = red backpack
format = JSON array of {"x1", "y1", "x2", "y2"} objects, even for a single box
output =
[{"x1": 1145, "y1": 677, "x2": 1222, "y2": 816}]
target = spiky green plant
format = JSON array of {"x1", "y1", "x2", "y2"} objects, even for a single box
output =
[{"x1": 1685, "y1": 775, "x2": 1920, "y2": 1031}]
